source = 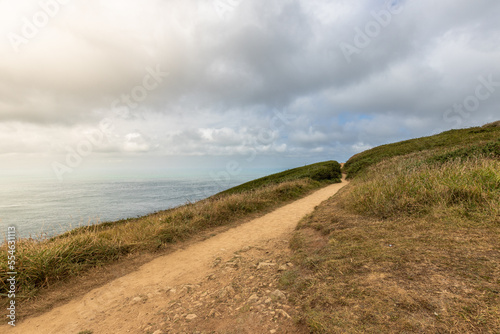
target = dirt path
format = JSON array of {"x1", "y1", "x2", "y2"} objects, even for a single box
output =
[{"x1": 4, "y1": 180, "x2": 347, "y2": 334}]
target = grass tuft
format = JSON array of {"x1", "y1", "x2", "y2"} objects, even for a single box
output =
[{"x1": 341, "y1": 156, "x2": 500, "y2": 221}]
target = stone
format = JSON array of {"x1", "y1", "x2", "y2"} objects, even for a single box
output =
[
  {"x1": 219, "y1": 286, "x2": 235, "y2": 299},
  {"x1": 257, "y1": 262, "x2": 277, "y2": 270},
  {"x1": 212, "y1": 257, "x2": 222, "y2": 267},
  {"x1": 182, "y1": 285, "x2": 196, "y2": 293},
  {"x1": 186, "y1": 314, "x2": 198, "y2": 321},
  {"x1": 226, "y1": 286, "x2": 235, "y2": 295},
  {"x1": 248, "y1": 294, "x2": 259, "y2": 303},
  {"x1": 270, "y1": 290, "x2": 286, "y2": 301},
  {"x1": 225, "y1": 262, "x2": 238, "y2": 268},
  {"x1": 276, "y1": 309, "x2": 291, "y2": 319}
]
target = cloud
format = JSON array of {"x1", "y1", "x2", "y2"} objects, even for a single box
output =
[{"x1": 1, "y1": 0, "x2": 499, "y2": 175}]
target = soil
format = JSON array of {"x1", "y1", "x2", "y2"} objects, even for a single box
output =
[{"x1": 2, "y1": 180, "x2": 347, "y2": 334}]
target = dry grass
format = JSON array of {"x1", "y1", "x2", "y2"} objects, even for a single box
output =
[
  {"x1": 284, "y1": 151, "x2": 500, "y2": 333},
  {"x1": 285, "y1": 197, "x2": 500, "y2": 333},
  {"x1": 342, "y1": 155, "x2": 500, "y2": 221}
]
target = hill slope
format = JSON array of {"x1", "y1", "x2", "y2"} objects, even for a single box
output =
[
  {"x1": 285, "y1": 124, "x2": 500, "y2": 333},
  {"x1": 344, "y1": 125, "x2": 499, "y2": 178}
]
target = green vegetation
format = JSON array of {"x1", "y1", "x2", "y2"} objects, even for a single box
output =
[
  {"x1": 343, "y1": 125, "x2": 500, "y2": 178},
  {"x1": 285, "y1": 122, "x2": 500, "y2": 333},
  {"x1": 218, "y1": 161, "x2": 341, "y2": 195},
  {"x1": 0, "y1": 161, "x2": 340, "y2": 301},
  {"x1": 427, "y1": 138, "x2": 499, "y2": 164},
  {"x1": 343, "y1": 155, "x2": 499, "y2": 220}
]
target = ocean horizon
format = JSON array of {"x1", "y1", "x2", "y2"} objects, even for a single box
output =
[{"x1": 0, "y1": 168, "x2": 277, "y2": 241}]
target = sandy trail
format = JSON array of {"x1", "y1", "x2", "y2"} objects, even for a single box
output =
[{"x1": 4, "y1": 180, "x2": 347, "y2": 334}]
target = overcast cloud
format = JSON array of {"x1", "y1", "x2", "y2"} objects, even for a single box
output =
[{"x1": 1, "y1": 0, "x2": 499, "y2": 179}]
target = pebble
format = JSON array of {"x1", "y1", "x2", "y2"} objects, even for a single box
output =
[
  {"x1": 248, "y1": 294, "x2": 259, "y2": 303},
  {"x1": 225, "y1": 262, "x2": 238, "y2": 268},
  {"x1": 276, "y1": 309, "x2": 291, "y2": 319},
  {"x1": 257, "y1": 262, "x2": 277, "y2": 270},
  {"x1": 270, "y1": 290, "x2": 286, "y2": 301}
]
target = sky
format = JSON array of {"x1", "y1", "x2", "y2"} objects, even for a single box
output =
[{"x1": 1, "y1": 0, "x2": 499, "y2": 181}]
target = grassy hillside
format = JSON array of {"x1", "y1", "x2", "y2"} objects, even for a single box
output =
[
  {"x1": 344, "y1": 124, "x2": 500, "y2": 178},
  {"x1": 218, "y1": 161, "x2": 341, "y2": 195},
  {"x1": 0, "y1": 161, "x2": 341, "y2": 302},
  {"x1": 284, "y1": 123, "x2": 500, "y2": 333}
]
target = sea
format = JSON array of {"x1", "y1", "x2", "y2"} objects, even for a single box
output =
[{"x1": 0, "y1": 169, "x2": 275, "y2": 241}]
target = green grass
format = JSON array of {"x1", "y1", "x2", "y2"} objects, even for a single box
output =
[
  {"x1": 0, "y1": 161, "x2": 341, "y2": 301},
  {"x1": 342, "y1": 155, "x2": 500, "y2": 220},
  {"x1": 427, "y1": 138, "x2": 499, "y2": 164},
  {"x1": 285, "y1": 121, "x2": 500, "y2": 333},
  {"x1": 343, "y1": 125, "x2": 500, "y2": 178},
  {"x1": 217, "y1": 161, "x2": 341, "y2": 195}
]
